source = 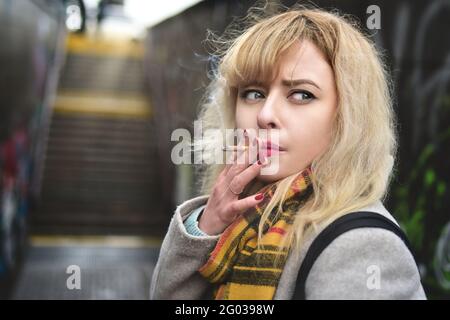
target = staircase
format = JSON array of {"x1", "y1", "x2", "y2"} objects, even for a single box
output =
[{"x1": 31, "y1": 34, "x2": 166, "y2": 235}]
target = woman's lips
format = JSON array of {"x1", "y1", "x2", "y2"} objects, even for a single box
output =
[{"x1": 258, "y1": 140, "x2": 285, "y2": 157}]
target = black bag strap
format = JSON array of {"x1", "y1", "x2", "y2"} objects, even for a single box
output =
[{"x1": 292, "y1": 211, "x2": 418, "y2": 300}]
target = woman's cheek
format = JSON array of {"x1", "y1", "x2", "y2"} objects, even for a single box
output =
[{"x1": 288, "y1": 136, "x2": 316, "y2": 167}]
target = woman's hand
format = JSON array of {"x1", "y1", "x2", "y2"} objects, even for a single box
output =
[{"x1": 198, "y1": 132, "x2": 269, "y2": 235}]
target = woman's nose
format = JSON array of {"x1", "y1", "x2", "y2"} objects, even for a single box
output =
[{"x1": 257, "y1": 94, "x2": 280, "y2": 129}]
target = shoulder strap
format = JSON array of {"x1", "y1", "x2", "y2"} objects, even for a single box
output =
[{"x1": 292, "y1": 211, "x2": 418, "y2": 300}]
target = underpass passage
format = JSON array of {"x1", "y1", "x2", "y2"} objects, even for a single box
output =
[
  {"x1": 31, "y1": 33, "x2": 167, "y2": 235},
  {"x1": 10, "y1": 32, "x2": 166, "y2": 299}
]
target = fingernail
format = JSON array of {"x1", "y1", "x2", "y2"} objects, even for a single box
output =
[
  {"x1": 258, "y1": 156, "x2": 269, "y2": 166},
  {"x1": 243, "y1": 129, "x2": 247, "y2": 136},
  {"x1": 255, "y1": 193, "x2": 264, "y2": 201}
]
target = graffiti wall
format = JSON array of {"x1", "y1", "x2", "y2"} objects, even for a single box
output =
[{"x1": 0, "y1": 0, "x2": 66, "y2": 297}]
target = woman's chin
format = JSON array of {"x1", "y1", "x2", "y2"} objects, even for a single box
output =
[{"x1": 256, "y1": 169, "x2": 287, "y2": 183}]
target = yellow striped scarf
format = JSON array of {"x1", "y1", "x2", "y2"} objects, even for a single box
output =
[{"x1": 198, "y1": 166, "x2": 313, "y2": 299}]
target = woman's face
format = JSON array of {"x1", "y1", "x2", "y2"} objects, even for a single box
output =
[{"x1": 235, "y1": 39, "x2": 338, "y2": 182}]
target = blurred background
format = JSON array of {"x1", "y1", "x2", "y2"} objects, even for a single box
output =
[{"x1": 0, "y1": 0, "x2": 448, "y2": 299}]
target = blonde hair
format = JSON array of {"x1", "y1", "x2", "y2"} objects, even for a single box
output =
[{"x1": 193, "y1": 2, "x2": 397, "y2": 257}]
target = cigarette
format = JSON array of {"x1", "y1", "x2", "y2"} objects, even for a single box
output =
[{"x1": 222, "y1": 145, "x2": 248, "y2": 151}]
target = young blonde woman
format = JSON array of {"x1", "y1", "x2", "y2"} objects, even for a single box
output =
[{"x1": 150, "y1": 5, "x2": 426, "y2": 300}]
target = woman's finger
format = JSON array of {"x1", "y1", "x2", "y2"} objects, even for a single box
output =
[
  {"x1": 221, "y1": 143, "x2": 240, "y2": 178},
  {"x1": 228, "y1": 156, "x2": 268, "y2": 197},
  {"x1": 235, "y1": 129, "x2": 249, "y2": 166},
  {"x1": 229, "y1": 192, "x2": 265, "y2": 215},
  {"x1": 224, "y1": 132, "x2": 251, "y2": 183}
]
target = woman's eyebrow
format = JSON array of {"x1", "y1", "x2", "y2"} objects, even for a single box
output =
[
  {"x1": 281, "y1": 79, "x2": 321, "y2": 91},
  {"x1": 240, "y1": 81, "x2": 266, "y2": 88}
]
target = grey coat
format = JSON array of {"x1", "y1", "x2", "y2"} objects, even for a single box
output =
[{"x1": 150, "y1": 195, "x2": 426, "y2": 300}]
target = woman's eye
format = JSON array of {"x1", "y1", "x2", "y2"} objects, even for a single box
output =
[
  {"x1": 240, "y1": 90, "x2": 264, "y2": 101},
  {"x1": 239, "y1": 89, "x2": 315, "y2": 104},
  {"x1": 291, "y1": 90, "x2": 316, "y2": 103}
]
